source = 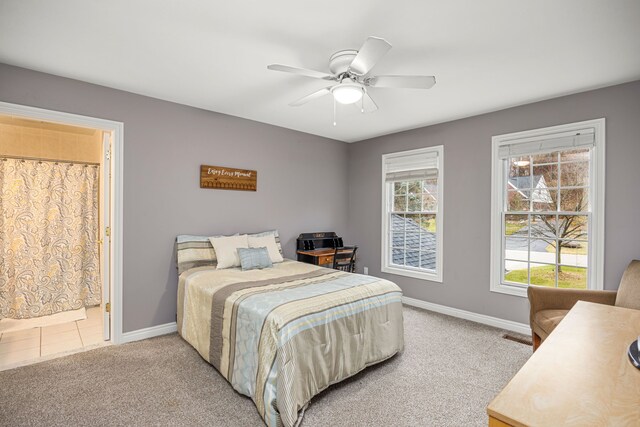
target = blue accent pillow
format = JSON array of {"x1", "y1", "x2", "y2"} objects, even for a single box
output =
[{"x1": 237, "y1": 247, "x2": 273, "y2": 271}]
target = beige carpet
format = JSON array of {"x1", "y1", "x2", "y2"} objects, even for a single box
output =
[
  {"x1": 0, "y1": 306, "x2": 531, "y2": 426},
  {"x1": 0, "y1": 307, "x2": 87, "y2": 333}
]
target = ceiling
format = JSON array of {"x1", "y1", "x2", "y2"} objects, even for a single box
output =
[{"x1": 1, "y1": 1, "x2": 639, "y2": 143}]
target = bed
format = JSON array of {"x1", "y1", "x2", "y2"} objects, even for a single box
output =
[{"x1": 177, "y1": 258, "x2": 404, "y2": 427}]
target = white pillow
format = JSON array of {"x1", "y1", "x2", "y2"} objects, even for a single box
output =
[
  {"x1": 209, "y1": 234, "x2": 249, "y2": 269},
  {"x1": 248, "y1": 234, "x2": 284, "y2": 263}
]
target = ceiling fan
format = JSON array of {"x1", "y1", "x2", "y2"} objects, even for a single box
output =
[{"x1": 267, "y1": 36, "x2": 436, "y2": 123}]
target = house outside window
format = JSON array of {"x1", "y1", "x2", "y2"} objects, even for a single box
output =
[
  {"x1": 381, "y1": 146, "x2": 443, "y2": 282},
  {"x1": 490, "y1": 119, "x2": 605, "y2": 297}
]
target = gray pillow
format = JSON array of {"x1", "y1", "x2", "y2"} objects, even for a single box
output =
[{"x1": 238, "y1": 247, "x2": 273, "y2": 271}]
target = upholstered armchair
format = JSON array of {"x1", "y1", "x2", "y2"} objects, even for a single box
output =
[{"x1": 528, "y1": 260, "x2": 640, "y2": 351}]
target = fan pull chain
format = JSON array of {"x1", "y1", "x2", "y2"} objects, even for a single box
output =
[
  {"x1": 333, "y1": 97, "x2": 337, "y2": 126},
  {"x1": 361, "y1": 89, "x2": 365, "y2": 113}
]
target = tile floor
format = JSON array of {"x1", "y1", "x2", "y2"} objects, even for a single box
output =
[{"x1": 0, "y1": 306, "x2": 108, "y2": 371}]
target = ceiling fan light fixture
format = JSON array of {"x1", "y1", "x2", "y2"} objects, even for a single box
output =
[{"x1": 331, "y1": 83, "x2": 364, "y2": 105}]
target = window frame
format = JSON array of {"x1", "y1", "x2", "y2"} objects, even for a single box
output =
[
  {"x1": 381, "y1": 145, "x2": 444, "y2": 283},
  {"x1": 490, "y1": 119, "x2": 605, "y2": 297}
]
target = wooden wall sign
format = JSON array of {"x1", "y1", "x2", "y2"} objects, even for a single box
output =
[{"x1": 200, "y1": 165, "x2": 257, "y2": 191}]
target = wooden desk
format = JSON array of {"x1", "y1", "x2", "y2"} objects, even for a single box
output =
[
  {"x1": 297, "y1": 248, "x2": 354, "y2": 267},
  {"x1": 487, "y1": 301, "x2": 640, "y2": 426}
]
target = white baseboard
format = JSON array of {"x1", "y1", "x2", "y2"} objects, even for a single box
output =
[
  {"x1": 120, "y1": 322, "x2": 178, "y2": 344},
  {"x1": 402, "y1": 296, "x2": 531, "y2": 336}
]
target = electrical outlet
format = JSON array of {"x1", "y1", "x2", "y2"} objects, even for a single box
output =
[{"x1": 363, "y1": 267, "x2": 369, "y2": 275}]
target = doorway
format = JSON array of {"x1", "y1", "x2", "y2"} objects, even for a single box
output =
[{"x1": 0, "y1": 102, "x2": 123, "y2": 370}]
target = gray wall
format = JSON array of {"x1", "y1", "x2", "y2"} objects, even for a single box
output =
[
  {"x1": 2, "y1": 61, "x2": 638, "y2": 330},
  {"x1": 347, "y1": 80, "x2": 640, "y2": 324},
  {"x1": 0, "y1": 63, "x2": 349, "y2": 332}
]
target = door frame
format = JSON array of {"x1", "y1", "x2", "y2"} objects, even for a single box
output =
[{"x1": 0, "y1": 101, "x2": 125, "y2": 344}]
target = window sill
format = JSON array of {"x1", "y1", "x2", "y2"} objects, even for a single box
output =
[
  {"x1": 490, "y1": 282, "x2": 529, "y2": 298},
  {"x1": 381, "y1": 265, "x2": 443, "y2": 283},
  {"x1": 491, "y1": 280, "x2": 604, "y2": 297}
]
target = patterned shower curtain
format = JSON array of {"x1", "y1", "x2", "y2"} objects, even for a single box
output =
[{"x1": 0, "y1": 158, "x2": 100, "y2": 320}]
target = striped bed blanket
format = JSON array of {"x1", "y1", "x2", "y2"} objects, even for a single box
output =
[{"x1": 177, "y1": 260, "x2": 404, "y2": 426}]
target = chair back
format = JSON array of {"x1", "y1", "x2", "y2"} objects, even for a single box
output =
[
  {"x1": 332, "y1": 246, "x2": 358, "y2": 273},
  {"x1": 615, "y1": 259, "x2": 640, "y2": 310}
]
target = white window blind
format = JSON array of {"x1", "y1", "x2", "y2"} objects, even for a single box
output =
[
  {"x1": 497, "y1": 129, "x2": 595, "y2": 159},
  {"x1": 385, "y1": 168, "x2": 438, "y2": 182},
  {"x1": 384, "y1": 150, "x2": 438, "y2": 182}
]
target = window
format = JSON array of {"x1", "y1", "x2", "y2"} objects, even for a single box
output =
[
  {"x1": 490, "y1": 119, "x2": 605, "y2": 297},
  {"x1": 381, "y1": 146, "x2": 443, "y2": 282}
]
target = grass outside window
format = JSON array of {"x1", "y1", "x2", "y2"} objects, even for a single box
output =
[
  {"x1": 505, "y1": 265, "x2": 587, "y2": 289},
  {"x1": 505, "y1": 222, "x2": 526, "y2": 236}
]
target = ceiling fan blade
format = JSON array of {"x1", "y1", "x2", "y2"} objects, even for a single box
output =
[
  {"x1": 289, "y1": 86, "x2": 332, "y2": 107},
  {"x1": 267, "y1": 64, "x2": 335, "y2": 80},
  {"x1": 362, "y1": 92, "x2": 378, "y2": 113},
  {"x1": 366, "y1": 75, "x2": 436, "y2": 89},
  {"x1": 349, "y1": 36, "x2": 392, "y2": 76}
]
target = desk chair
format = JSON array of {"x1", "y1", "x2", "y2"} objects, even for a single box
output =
[{"x1": 332, "y1": 246, "x2": 358, "y2": 273}]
